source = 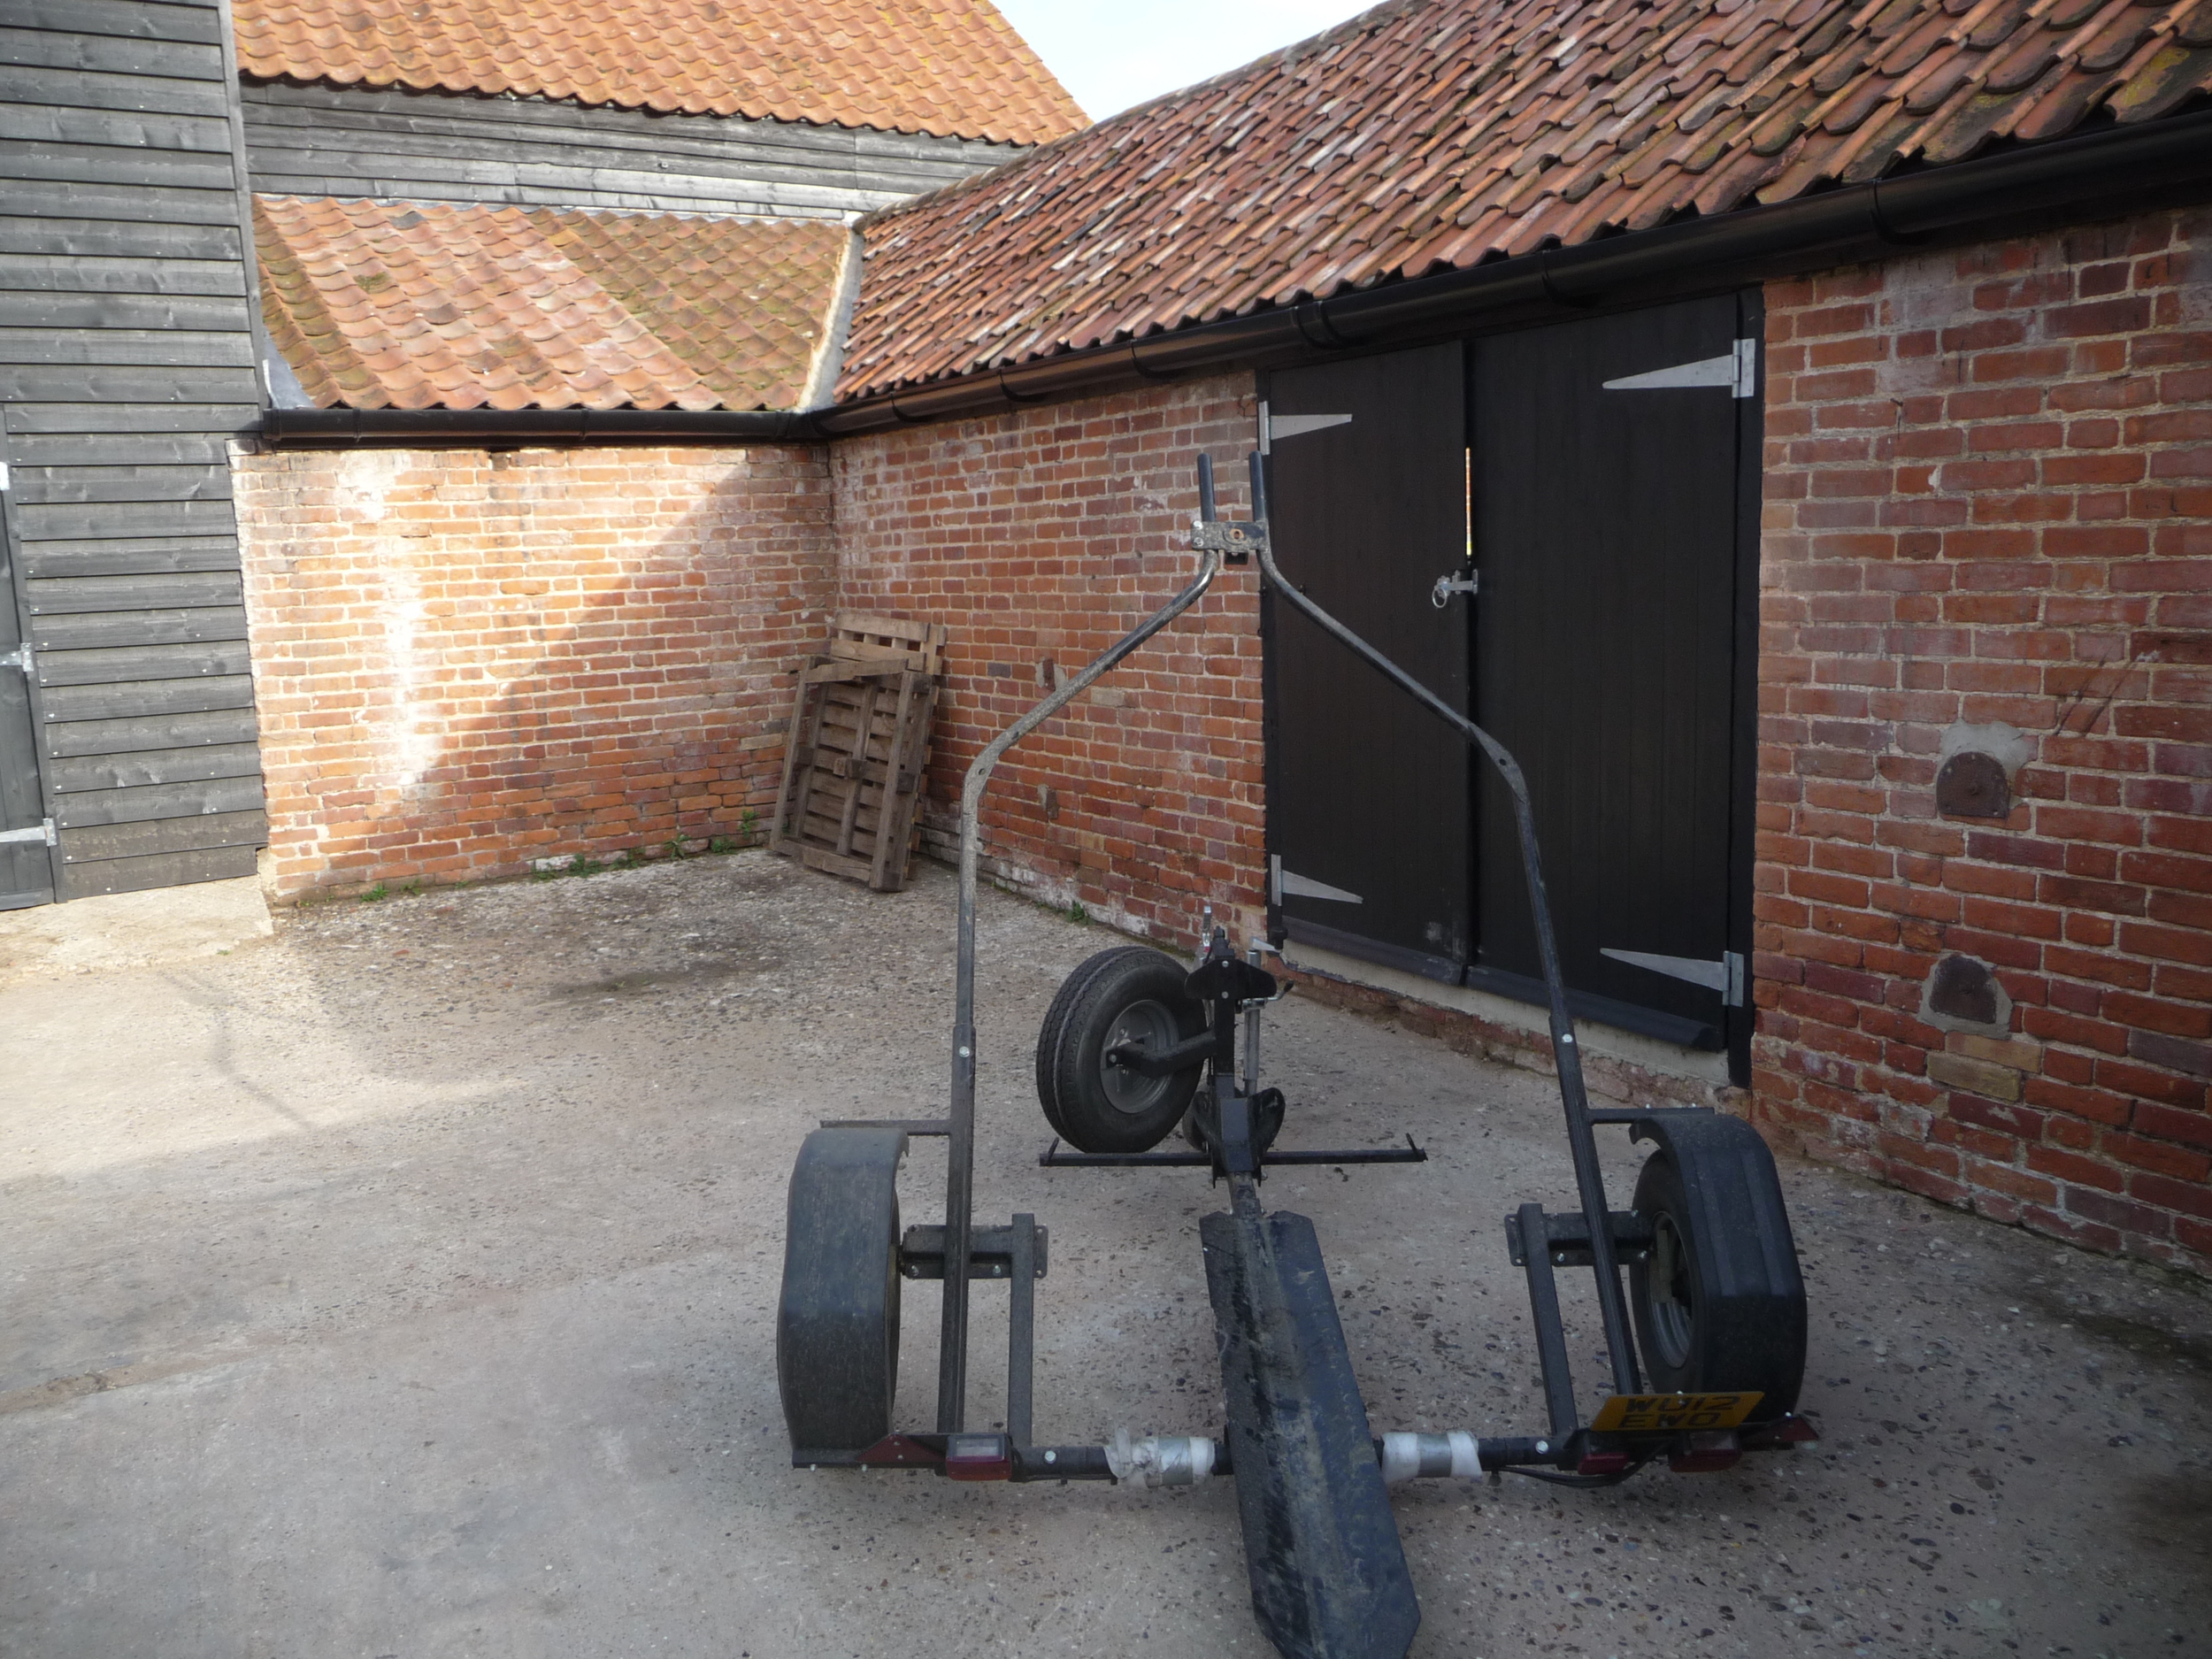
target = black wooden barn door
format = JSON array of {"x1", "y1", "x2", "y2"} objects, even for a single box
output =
[
  {"x1": 0, "y1": 465, "x2": 56, "y2": 909},
  {"x1": 1468, "y1": 293, "x2": 1755, "y2": 1059},
  {"x1": 1265, "y1": 344, "x2": 1470, "y2": 980}
]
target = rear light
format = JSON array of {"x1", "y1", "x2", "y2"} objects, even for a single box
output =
[
  {"x1": 1668, "y1": 1430, "x2": 1741, "y2": 1474},
  {"x1": 1576, "y1": 1449, "x2": 1632, "y2": 1476},
  {"x1": 944, "y1": 1432, "x2": 1014, "y2": 1481}
]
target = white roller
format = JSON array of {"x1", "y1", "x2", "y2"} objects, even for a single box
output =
[
  {"x1": 1106, "y1": 1430, "x2": 1217, "y2": 1487},
  {"x1": 1379, "y1": 1430, "x2": 1482, "y2": 1486}
]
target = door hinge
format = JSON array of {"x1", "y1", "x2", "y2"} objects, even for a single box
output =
[
  {"x1": 1, "y1": 642, "x2": 30, "y2": 674},
  {"x1": 0, "y1": 818, "x2": 57, "y2": 848},
  {"x1": 1272, "y1": 855, "x2": 1363, "y2": 905},
  {"x1": 1601, "y1": 947, "x2": 1746, "y2": 1007},
  {"x1": 1601, "y1": 340, "x2": 1757, "y2": 398},
  {"x1": 1257, "y1": 401, "x2": 1354, "y2": 452}
]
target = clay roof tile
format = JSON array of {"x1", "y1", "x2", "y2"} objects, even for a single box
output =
[
  {"x1": 231, "y1": 0, "x2": 1086, "y2": 146},
  {"x1": 836, "y1": 0, "x2": 2211, "y2": 402},
  {"x1": 255, "y1": 196, "x2": 850, "y2": 411}
]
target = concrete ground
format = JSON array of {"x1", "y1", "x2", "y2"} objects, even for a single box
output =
[
  {"x1": 0, "y1": 872, "x2": 273, "y2": 988},
  {"x1": 1, "y1": 851, "x2": 2207, "y2": 1659}
]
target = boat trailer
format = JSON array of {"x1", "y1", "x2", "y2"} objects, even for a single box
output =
[{"x1": 776, "y1": 452, "x2": 1815, "y2": 1658}]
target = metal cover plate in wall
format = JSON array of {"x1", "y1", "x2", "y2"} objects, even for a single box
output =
[{"x1": 1935, "y1": 750, "x2": 2010, "y2": 818}]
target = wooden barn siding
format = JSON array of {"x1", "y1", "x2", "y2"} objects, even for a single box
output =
[
  {"x1": 1, "y1": 0, "x2": 267, "y2": 901},
  {"x1": 241, "y1": 81, "x2": 1024, "y2": 219}
]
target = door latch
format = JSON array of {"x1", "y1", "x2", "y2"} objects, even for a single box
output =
[{"x1": 1430, "y1": 567, "x2": 1479, "y2": 608}]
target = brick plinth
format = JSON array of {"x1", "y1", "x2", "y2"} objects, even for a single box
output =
[
  {"x1": 1755, "y1": 206, "x2": 2212, "y2": 1274},
  {"x1": 831, "y1": 375, "x2": 1271, "y2": 945},
  {"x1": 234, "y1": 444, "x2": 833, "y2": 898}
]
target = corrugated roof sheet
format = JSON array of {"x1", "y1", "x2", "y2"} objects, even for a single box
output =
[
  {"x1": 256, "y1": 196, "x2": 850, "y2": 411},
  {"x1": 839, "y1": 0, "x2": 2212, "y2": 399},
  {"x1": 232, "y1": 0, "x2": 1087, "y2": 147}
]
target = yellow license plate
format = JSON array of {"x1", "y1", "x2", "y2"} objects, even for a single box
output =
[{"x1": 1591, "y1": 1391, "x2": 1763, "y2": 1433}]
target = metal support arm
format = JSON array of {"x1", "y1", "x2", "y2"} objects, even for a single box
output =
[
  {"x1": 937, "y1": 542, "x2": 1225, "y2": 1433},
  {"x1": 1248, "y1": 453, "x2": 1640, "y2": 1397}
]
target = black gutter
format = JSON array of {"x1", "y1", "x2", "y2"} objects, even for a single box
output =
[
  {"x1": 260, "y1": 406, "x2": 825, "y2": 449},
  {"x1": 816, "y1": 105, "x2": 2212, "y2": 437}
]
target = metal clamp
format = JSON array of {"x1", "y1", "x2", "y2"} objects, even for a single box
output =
[
  {"x1": 1191, "y1": 518, "x2": 1264, "y2": 561},
  {"x1": 1243, "y1": 938, "x2": 1294, "y2": 1006},
  {"x1": 1430, "y1": 568, "x2": 1479, "y2": 607},
  {"x1": 1191, "y1": 449, "x2": 1267, "y2": 563}
]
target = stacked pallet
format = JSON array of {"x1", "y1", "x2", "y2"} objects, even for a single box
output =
[{"x1": 769, "y1": 613, "x2": 946, "y2": 892}]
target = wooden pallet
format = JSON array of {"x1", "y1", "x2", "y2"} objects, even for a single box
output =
[
  {"x1": 812, "y1": 611, "x2": 946, "y2": 680},
  {"x1": 769, "y1": 616, "x2": 945, "y2": 892}
]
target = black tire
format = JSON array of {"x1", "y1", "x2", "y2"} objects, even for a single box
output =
[
  {"x1": 1628, "y1": 1141, "x2": 1806, "y2": 1419},
  {"x1": 1035, "y1": 946, "x2": 1206, "y2": 1153},
  {"x1": 778, "y1": 1127, "x2": 903, "y2": 1456},
  {"x1": 1033, "y1": 946, "x2": 1141, "y2": 1141}
]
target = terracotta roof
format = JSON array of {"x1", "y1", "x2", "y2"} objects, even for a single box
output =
[
  {"x1": 255, "y1": 196, "x2": 850, "y2": 411},
  {"x1": 232, "y1": 0, "x2": 1086, "y2": 147},
  {"x1": 839, "y1": 0, "x2": 2212, "y2": 398}
]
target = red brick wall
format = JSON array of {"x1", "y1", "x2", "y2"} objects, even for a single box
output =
[
  {"x1": 831, "y1": 375, "x2": 1271, "y2": 944},
  {"x1": 234, "y1": 444, "x2": 833, "y2": 897},
  {"x1": 226, "y1": 217, "x2": 2212, "y2": 1279},
  {"x1": 1755, "y1": 206, "x2": 2212, "y2": 1274}
]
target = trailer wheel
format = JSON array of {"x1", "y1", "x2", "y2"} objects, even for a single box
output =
[
  {"x1": 1627, "y1": 1118, "x2": 1807, "y2": 1418},
  {"x1": 1036, "y1": 947, "x2": 1207, "y2": 1153},
  {"x1": 778, "y1": 1127, "x2": 904, "y2": 1458},
  {"x1": 1033, "y1": 945, "x2": 1134, "y2": 1138}
]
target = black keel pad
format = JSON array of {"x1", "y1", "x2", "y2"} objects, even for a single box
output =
[{"x1": 1202, "y1": 1208, "x2": 1421, "y2": 1659}]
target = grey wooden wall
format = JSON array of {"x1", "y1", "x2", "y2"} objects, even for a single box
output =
[
  {"x1": 243, "y1": 82, "x2": 1023, "y2": 219},
  {"x1": 0, "y1": 0, "x2": 267, "y2": 902}
]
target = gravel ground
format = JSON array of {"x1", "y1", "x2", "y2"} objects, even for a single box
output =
[{"x1": 2, "y1": 849, "x2": 2207, "y2": 1659}]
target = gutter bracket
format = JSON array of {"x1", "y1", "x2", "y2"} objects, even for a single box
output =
[
  {"x1": 1292, "y1": 299, "x2": 1356, "y2": 350},
  {"x1": 1130, "y1": 343, "x2": 1182, "y2": 384},
  {"x1": 1865, "y1": 180, "x2": 1924, "y2": 248},
  {"x1": 1537, "y1": 244, "x2": 1600, "y2": 309}
]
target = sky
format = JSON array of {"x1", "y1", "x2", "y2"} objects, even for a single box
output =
[{"x1": 991, "y1": 1, "x2": 1382, "y2": 121}]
